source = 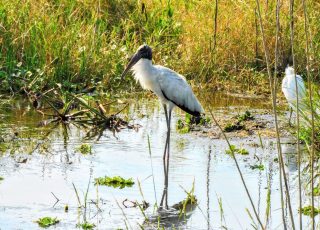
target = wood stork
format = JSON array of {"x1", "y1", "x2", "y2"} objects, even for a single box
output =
[
  {"x1": 121, "y1": 45, "x2": 204, "y2": 209},
  {"x1": 281, "y1": 66, "x2": 306, "y2": 126}
]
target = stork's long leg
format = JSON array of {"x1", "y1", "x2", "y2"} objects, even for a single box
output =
[
  {"x1": 160, "y1": 104, "x2": 169, "y2": 209},
  {"x1": 165, "y1": 108, "x2": 172, "y2": 209}
]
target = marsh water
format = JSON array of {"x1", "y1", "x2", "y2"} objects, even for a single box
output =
[{"x1": 0, "y1": 93, "x2": 318, "y2": 229}]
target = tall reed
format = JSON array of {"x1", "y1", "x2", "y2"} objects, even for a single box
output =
[
  {"x1": 255, "y1": 0, "x2": 296, "y2": 228},
  {"x1": 302, "y1": 0, "x2": 315, "y2": 229}
]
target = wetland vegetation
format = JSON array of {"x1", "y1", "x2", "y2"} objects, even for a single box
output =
[{"x1": 0, "y1": 0, "x2": 320, "y2": 229}]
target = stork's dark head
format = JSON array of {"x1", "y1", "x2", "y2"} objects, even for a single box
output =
[
  {"x1": 136, "y1": 44, "x2": 152, "y2": 60},
  {"x1": 121, "y1": 45, "x2": 152, "y2": 80}
]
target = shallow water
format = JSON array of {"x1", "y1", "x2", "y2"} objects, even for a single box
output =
[{"x1": 0, "y1": 94, "x2": 318, "y2": 229}]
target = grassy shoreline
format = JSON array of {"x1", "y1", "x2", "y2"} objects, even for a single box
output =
[{"x1": 0, "y1": 0, "x2": 319, "y2": 95}]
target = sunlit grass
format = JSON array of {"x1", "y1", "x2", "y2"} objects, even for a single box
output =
[{"x1": 1, "y1": 1, "x2": 319, "y2": 95}]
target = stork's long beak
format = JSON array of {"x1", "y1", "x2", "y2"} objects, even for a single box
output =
[{"x1": 121, "y1": 52, "x2": 142, "y2": 80}]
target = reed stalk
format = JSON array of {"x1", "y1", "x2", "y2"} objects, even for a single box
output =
[
  {"x1": 302, "y1": 0, "x2": 315, "y2": 229},
  {"x1": 289, "y1": 0, "x2": 302, "y2": 228},
  {"x1": 273, "y1": 2, "x2": 286, "y2": 227},
  {"x1": 255, "y1": 0, "x2": 295, "y2": 228}
]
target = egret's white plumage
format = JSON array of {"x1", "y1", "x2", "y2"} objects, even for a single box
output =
[
  {"x1": 121, "y1": 45, "x2": 204, "y2": 209},
  {"x1": 282, "y1": 66, "x2": 306, "y2": 108},
  {"x1": 281, "y1": 66, "x2": 306, "y2": 124}
]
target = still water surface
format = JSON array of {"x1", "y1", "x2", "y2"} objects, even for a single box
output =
[{"x1": 0, "y1": 93, "x2": 316, "y2": 229}]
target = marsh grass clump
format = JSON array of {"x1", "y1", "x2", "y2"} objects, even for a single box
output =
[
  {"x1": 35, "y1": 217, "x2": 59, "y2": 228},
  {"x1": 94, "y1": 176, "x2": 134, "y2": 189},
  {"x1": 176, "y1": 113, "x2": 210, "y2": 134},
  {"x1": 299, "y1": 206, "x2": 320, "y2": 217},
  {"x1": 0, "y1": 176, "x2": 3, "y2": 181},
  {"x1": 237, "y1": 111, "x2": 254, "y2": 122},
  {"x1": 225, "y1": 145, "x2": 249, "y2": 155},
  {"x1": 76, "y1": 144, "x2": 92, "y2": 155},
  {"x1": 172, "y1": 194, "x2": 197, "y2": 214},
  {"x1": 224, "y1": 123, "x2": 245, "y2": 132}
]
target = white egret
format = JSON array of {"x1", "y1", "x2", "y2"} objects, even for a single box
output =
[
  {"x1": 121, "y1": 45, "x2": 204, "y2": 209},
  {"x1": 281, "y1": 66, "x2": 306, "y2": 126}
]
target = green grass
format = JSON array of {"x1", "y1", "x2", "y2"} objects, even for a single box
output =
[
  {"x1": 35, "y1": 217, "x2": 59, "y2": 228},
  {"x1": 0, "y1": 0, "x2": 181, "y2": 94}
]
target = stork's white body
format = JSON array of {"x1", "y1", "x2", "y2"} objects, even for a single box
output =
[
  {"x1": 132, "y1": 59, "x2": 204, "y2": 115},
  {"x1": 122, "y1": 45, "x2": 204, "y2": 209},
  {"x1": 281, "y1": 67, "x2": 306, "y2": 110}
]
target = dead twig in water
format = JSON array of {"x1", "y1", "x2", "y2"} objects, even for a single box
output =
[{"x1": 51, "y1": 192, "x2": 60, "y2": 207}]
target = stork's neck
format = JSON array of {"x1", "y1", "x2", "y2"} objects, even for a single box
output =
[{"x1": 132, "y1": 59, "x2": 156, "y2": 91}]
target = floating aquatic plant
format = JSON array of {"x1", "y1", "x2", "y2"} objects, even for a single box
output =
[
  {"x1": 225, "y1": 145, "x2": 249, "y2": 155},
  {"x1": 94, "y1": 176, "x2": 134, "y2": 189},
  {"x1": 36, "y1": 217, "x2": 59, "y2": 228}
]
